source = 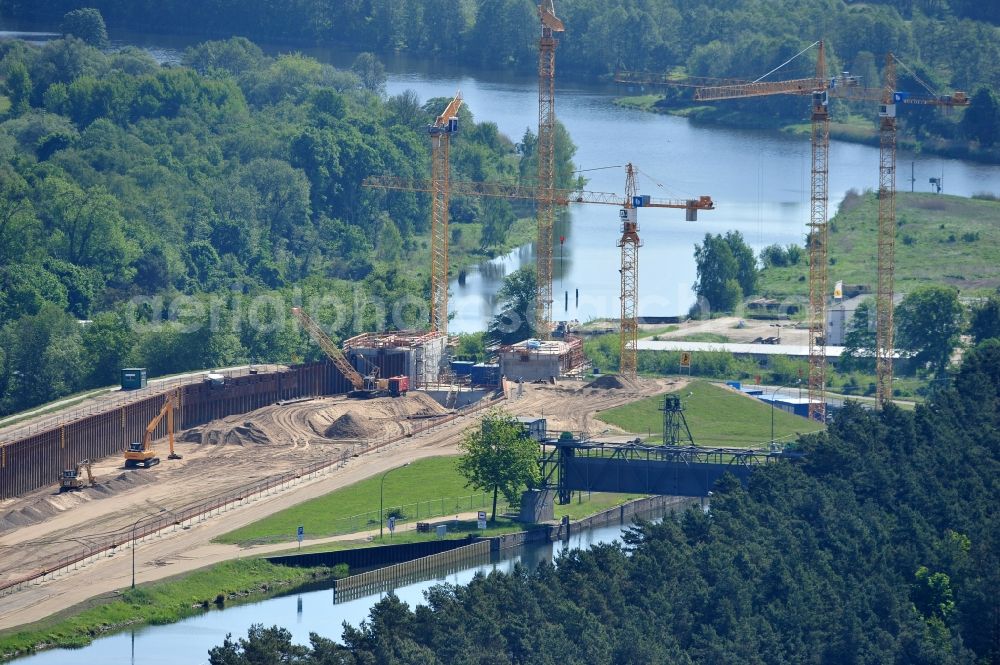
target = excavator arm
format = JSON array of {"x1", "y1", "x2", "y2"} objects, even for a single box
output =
[{"x1": 291, "y1": 307, "x2": 366, "y2": 391}]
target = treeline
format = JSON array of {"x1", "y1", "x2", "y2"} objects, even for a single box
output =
[
  {"x1": 0, "y1": 35, "x2": 578, "y2": 415},
  {"x1": 3, "y1": 1, "x2": 998, "y2": 145},
  {"x1": 209, "y1": 339, "x2": 1000, "y2": 663}
]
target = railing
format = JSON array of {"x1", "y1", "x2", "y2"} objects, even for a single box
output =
[
  {"x1": 0, "y1": 390, "x2": 505, "y2": 598},
  {"x1": 237, "y1": 493, "x2": 513, "y2": 545},
  {"x1": 0, "y1": 365, "x2": 280, "y2": 443},
  {"x1": 332, "y1": 540, "x2": 491, "y2": 603}
]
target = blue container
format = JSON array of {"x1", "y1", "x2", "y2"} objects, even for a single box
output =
[
  {"x1": 451, "y1": 360, "x2": 474, "y2": 376},
  {"x1": 471, "y1": 363, "x2": 500, "y2": 386},
  {"x1": 726, "y1": 381, "x2": 742, "y2": 390}
]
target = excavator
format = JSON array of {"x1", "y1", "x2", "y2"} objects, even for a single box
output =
[
  {"x1": 291, "y1": 308, "x2": 408, "y2": 398},
  {"x1": 59, "y1": 459, "x2": 95, "y2": 492},
  {"x1": 124, "y1": 392, "x2": 183, "y2": 468}
]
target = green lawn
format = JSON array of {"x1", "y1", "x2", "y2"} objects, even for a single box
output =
[
  {"x1": 272, "y1": 491, "x2": 651, "y2": 554},
  {"x1": 216, "y1": 457, "x2": 491, "y2": 545},
  {"x1": 597, "y1": 380, "x2": 818, "y2": 447},
  {"x1": 759, "y1": 192, "x2": 1000, "y2": 298},
  {"x1": 639, "y1": 325, "x2": 680, "y2": 339}
]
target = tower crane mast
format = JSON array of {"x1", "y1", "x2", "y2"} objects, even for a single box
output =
[
  {"x1": 365, "y1": 170, "x2": 714, "y2": 379},
  {"x1": 428, "y1": 93, "x2": 463, "y2": 335},
  {"x1": 690, "y1": 41, "x2": 835, "y2": 422},
  {"x1": 536, "y1": 0, "x2": 564, "y2": 339}
]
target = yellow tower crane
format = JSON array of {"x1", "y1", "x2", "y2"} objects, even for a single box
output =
[
  {"x1": 620, "y1": 42, "x2": 968, "y2": 415},
  {"x1": 428, "y1": 92, "x2": 463, "y2": 335},
  {"x1": 535, "y1": 0, "x2": 565, "y2": 339},
  {"x1": 364, "y1": 170, "x2": 714, "y2": 378},
  {"x1": 687, "y1": 41, "x2": 836, "y2": 423}
]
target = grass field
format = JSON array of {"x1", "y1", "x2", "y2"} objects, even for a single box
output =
[
  {"x1": 597, "y1": 380, "x2": 817, "y2": 447},
  {"x1": 759, "y1": 192, "x2": 1000, "y2": 298},
  {"x1": 216, "y1": 457, "x2": 488, "y2": 545},
  {"x1": 218, "y1": 454, "x2": 650, "y2": 546},
  {"x1": 0, "y1": 559, "x2": 341, "y2": 659}
]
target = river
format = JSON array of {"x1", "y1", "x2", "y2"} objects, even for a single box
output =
[
  {"x1": 11, "y1": 513, "x2": 690, "y2": 665},
  {"x1": 4, "y1": 28, "x2": 999, "y2": 331}
]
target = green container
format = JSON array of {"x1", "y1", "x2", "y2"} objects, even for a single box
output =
[{"x1": 121, "y1": 368, "x2": 147, "y2": 391}]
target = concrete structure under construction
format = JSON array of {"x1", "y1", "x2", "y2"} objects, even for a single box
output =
[
  {"x1": 499, "y1": 337, "x2": 584, "y2": 383},
  {"x1": 343, "y1": 331, "x2": 447, "y2": 388}
]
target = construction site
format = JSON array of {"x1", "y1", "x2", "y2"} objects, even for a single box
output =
[{"x1": 0, "y1": 0, "x2": 979, "y2": 643}]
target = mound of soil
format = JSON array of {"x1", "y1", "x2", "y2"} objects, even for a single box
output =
[
  {"x1": 585, "y1": 375, "x2": 627, "y2": 389},
  {"x1": 324, "y1": 411, "x2": 374, "y2": 439}
]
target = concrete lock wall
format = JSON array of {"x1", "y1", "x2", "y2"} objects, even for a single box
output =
[
  {"x1": 500, "y1": 352, "x2": 562, "y2": 382},
  {"x1": 0, "y1": 361, "x2": 365, "y2": 500}
]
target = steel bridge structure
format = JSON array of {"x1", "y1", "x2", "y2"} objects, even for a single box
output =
[{"x1": 539, "y1": 440, "x2": 799, "y2": 503}]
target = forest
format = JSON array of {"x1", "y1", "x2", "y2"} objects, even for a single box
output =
[
  {"x1": 208, "y1": 338, "x2": 1000, "y2": 665},
  {"x1": 0, "y1": 34, "x2": 579, "y2": 415},
  {"x1": 3, "y1": 0, "x2": 999, "y2": 148}
]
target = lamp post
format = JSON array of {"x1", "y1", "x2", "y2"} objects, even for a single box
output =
[
  {"x1": 131, "y1": 516, "x2": 143, "y2": 590},
  {"x1": 379, "y1": 462, "x2": 410, "y2": 540},
  {"x1": 771, "y1": 380, "x2": 801, "y2": 447}
]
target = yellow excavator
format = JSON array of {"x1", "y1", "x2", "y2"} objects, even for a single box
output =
[
  {"x1": 124, "y1": 392, "x2": 183, "y2": 468},
  {"x1": 59, "y1": 459, "x2": 95, "y2": 492}
]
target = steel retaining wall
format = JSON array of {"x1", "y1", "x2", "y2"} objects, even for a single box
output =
[
  {"x1": 0, "y1": 361, "x2": 355, "y2": 500},
  {"x1": 0, "y1": 391, "x2": 504, "y2": 598}
]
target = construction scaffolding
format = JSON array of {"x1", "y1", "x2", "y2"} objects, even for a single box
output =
[
  {"x1": 499, "y1": 336, "x2": 584, "y2": 382},
  {"x1": 343, "y1": 331, "x2": 447, "y2": 388}
]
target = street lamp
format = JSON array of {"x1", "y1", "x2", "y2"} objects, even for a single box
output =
[
  {"x1": 131, "y1": 516, "x2": 144, "y2": 590},
  {"x1": 379, "y1": 462, "x2": 410, "y2": 539},
  {"x1": 771, "y1": 380, "x2": 801, "y2": 447}
]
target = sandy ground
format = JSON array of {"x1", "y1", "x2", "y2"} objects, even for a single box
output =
[
  {"x1": 0, "y1": 377, "x2": 675, "y2": 631},
  {"x1": 639, "y1": 316, "x2": 809, "y2": 345}
]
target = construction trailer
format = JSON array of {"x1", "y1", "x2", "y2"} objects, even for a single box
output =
[
  {"x1": 343, "y1": 331, "x2": 447, "y2": 389},
  {"x1": 499, "y1": 337, "x2": 584, "y2": 382}
]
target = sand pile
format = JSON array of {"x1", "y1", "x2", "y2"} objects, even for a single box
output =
[
  {"x1": 586, "y1": 375, "x2": 626, "y2": 389},
  {"x1": 185, "y1": 421, "x2": 272, "y2": 446},
  {"x1": 324, "y1": 411, "x2": 377, "y2": 439},
  {"x1": 0, "y1": 470, "x2": 157, "y2": 533}
]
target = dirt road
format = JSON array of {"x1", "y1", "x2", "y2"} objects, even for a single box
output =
[{"x1": 0, "y1": 377, "x2": 672, "y2": 631}]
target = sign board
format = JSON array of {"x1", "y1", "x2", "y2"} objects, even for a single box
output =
[
  {"x1": 478, "y1": 511, "x2": 487, "y2": 529},
  {"x1": 387, "y1": 516, "x2": 396, "y2": 533},
  {"x1": 679, "y1": 352, "x2": 692, "y2": 368},
  {"x1": 297, "y1": 525, "x2": 304, "y2": 542}
]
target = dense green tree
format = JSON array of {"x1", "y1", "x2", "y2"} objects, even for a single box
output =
[
  {"x1": 350, "y1": 52, "x2": 386, "y2": 96},
  {"x1": 457, "y1": 407, "x2": 540, "y2": 521},
  {"x1": 692, "y1": 232, "x2": 741, "y2": 313},
  {"x1": 5, "y1": 60, "x2": 32, "y2": 115},
  {"x1": 968, "y1": 292, "x2": 1000, "y2": 343},
  {"x1": 839, "y1": 297, "x2": 877, "y2": 372},
  {"x1": 895, "y1": 285, "x2": 963, "y2": 373},
  {"x1": 486, "y1": 267, "x2": 536, "y2": 345},
  {"x1": 60, "y1": 8, "x2": 109, "y2": 48},
  {"x1": 961, "y1": 86, "x2": 1000, "y2": 147}
]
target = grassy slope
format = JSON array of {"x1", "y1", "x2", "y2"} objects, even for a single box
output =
[
  {"x1": 0, "y1": 559, "x2": 342, "y2": 660},
  {"x1": 597, "y1": 380, "x2": 816, "y2": 447},
  {"x1": 218, "y1": 455, "x2": 647, "y2": 546},
  {"x1": 759, "y1": 192, "x2": 1000, "y2": 298},
  {"x1": 216, "y1": 457, "x2": 480, "y2": 545}
]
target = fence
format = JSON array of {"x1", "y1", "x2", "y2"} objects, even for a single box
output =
[
  {"x1": 0, "y1": 361, "x2": 353, "y2": 499},
  {"x1": 240, "y1": 492, "x2": 514, "y2": 545},
  {"x1": 0, "y1": 390, "x2": 504, "y2": 598},
  {"x1": 330, "y1": 540, "x2": 491, "y2": 603}
]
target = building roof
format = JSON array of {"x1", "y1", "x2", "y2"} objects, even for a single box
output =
[{"x1": 635, "y1": 340, "x2": 846, "y2": 358}]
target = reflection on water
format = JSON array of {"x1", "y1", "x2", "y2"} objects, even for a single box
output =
[
  {"x1": 3, "y1": 29, "x2": 999, "y2": 330},
  {"x1": 13, "y1": 510, "x2": 689, "y2": 665}
]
